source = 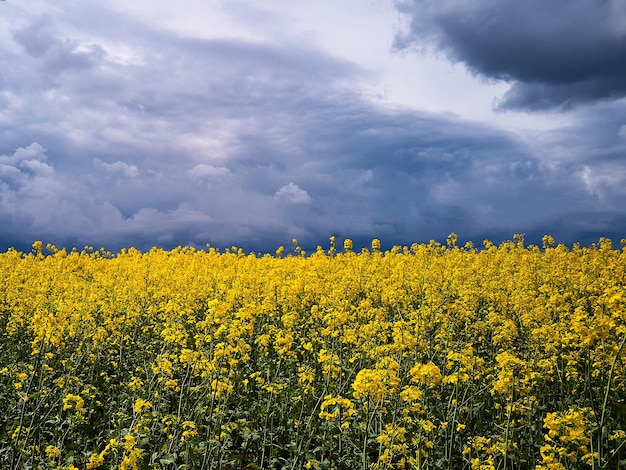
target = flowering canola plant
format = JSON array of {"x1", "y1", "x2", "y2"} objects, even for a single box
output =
[{"x1": 1, "y1": 235, "x2": 626, "y2": 469}]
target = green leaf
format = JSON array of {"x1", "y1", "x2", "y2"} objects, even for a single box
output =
[{"x1": 160, "y1": 453, "x2": 177, "y2": 465}]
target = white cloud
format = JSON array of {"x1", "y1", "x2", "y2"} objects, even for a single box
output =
[
  {"x1": 275, "y1": 182, "x2": 311, "y2": 204},
  {"x1": 189, "y1": 164, "x2": 231, "y2": 180},
  {"x1": 577, "y1": 164, "x2": 626, "y2": 200},
  {"x1": 0, "y1": 143, "x2": 54, "y2": 179},
  {"x1": 0, "y1": 142, "x2": 48, "y2": 165},
  {"x1": 20, "y1": 159, "x2": 54, "y2": 177},
  {"x1": 0, "y1": 164, "x2": 21, "y2": 180},
  {"x1": 619, "y1": 124, "x2": 626, "y2": 138},
  {"x1": 93, "y1": 158, "x2": 139, "y2": 177}
]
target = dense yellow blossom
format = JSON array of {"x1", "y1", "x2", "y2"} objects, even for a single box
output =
[{"x1": 1, "y1": 235, "x2": 626, "y2": 468}]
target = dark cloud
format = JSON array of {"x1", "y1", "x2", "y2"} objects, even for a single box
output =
[
  {"x1": 0, "y1": 4, "x2": 625, "y2": 253},
  {"x1": 12, "y1": 15, "x2": 106, "y2": 75},
  {"x1": 12, "y1": 15, "x2": 57, "y2": 57},
  {"x1": 394, "y1": 0, "x2": 626, "y2": 110}
]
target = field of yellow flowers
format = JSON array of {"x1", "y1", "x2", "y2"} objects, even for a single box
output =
[{"x1": 1, "y1": 234, "x2": 626, "y2": 470}]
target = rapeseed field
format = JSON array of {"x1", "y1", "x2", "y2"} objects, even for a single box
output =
[{"x1": 1, "y1": 234, "x2": 625, "y2": 469}]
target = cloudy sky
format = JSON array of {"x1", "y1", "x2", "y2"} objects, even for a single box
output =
[{"x1": 1, "y1": 0, "x2": 626, "y2": 253}]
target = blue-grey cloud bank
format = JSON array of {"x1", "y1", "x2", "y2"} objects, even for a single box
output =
[
  {"x1": 1, "y1": 1, "x2": 625, "y2": 253},
  {"x1": 395, "y1": 0, "x2": 626, "y2": 110}
]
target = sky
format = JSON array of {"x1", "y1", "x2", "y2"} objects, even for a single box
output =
[{"x1": 1, "y1": 0, "x2": 626, "y2": 253}]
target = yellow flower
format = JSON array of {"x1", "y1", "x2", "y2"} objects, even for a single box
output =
[
  {"x1": 540, "y1": 407, "x2": 594, "y2": 467},
  {"x1": 352, "y1": 368, "x2": 391, "y2": 403},
  {"x1": 409, "y1": 362, "x2": 442, "y2": 387},
  {"x1": 181, "y1": 420, "x2": 198, "y2": 441},
  {"x1": 319, "y1": 394, "x2": 356, "y2": 422},
  {"x1": 86, "y1": 450, "x2": 106, "y2": 469},
  {"x1": 62, "y1": 393, "x2": 85, "y2": 416},
  {"x1": 120, "y1": 447, "x2": 142, "y2": 470},
  {"x1": 126, "y1": 376, "x2": 144, "y2": 391},
  {"x1": 45, "y1": 445, "x2": 60, "y2": 458},
  {"x1": 420, "y1": 420, "x2": 436, "y2": 433},
  {"x1": 305, "y1": 459, "x2": 320, "y2": 469},
  {"x1": 400, "y1": 386, "x2": 423, "y2": 404},
  {"x1": 124, "y1": 434, "x2": 136, "y2": 452},
  {"x1": 133, "y1": 398, "x2": 152, "y2": 414}
]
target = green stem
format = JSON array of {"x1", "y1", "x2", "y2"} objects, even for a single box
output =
[
  {"x1": 503, "y1": 396, "x2": 513, "y2": 470},
  {"x1": 599, "y1": 332, "x2": 626, "y2": 467}
]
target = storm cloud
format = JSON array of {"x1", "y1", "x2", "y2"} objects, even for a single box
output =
[
  {"x1": 394, "y1": 0, "x2": 626, "y2": 110},
  {"x1": 0, "y1": 1, "x2": 625, "y2": 253}
]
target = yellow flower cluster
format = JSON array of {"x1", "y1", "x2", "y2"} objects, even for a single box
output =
[
  {"x1": 1, "y1": 235, "x2": 626, "y2": 468},
  {"x1": 352, "y1": 357, "x2": 401, "y2": 406},
  {"x1": 319, "y1": 394, "x2": 357, "y2": 425},
  {"x1": 539, "y1": 407, "x2": 596, "y2": 469}
]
